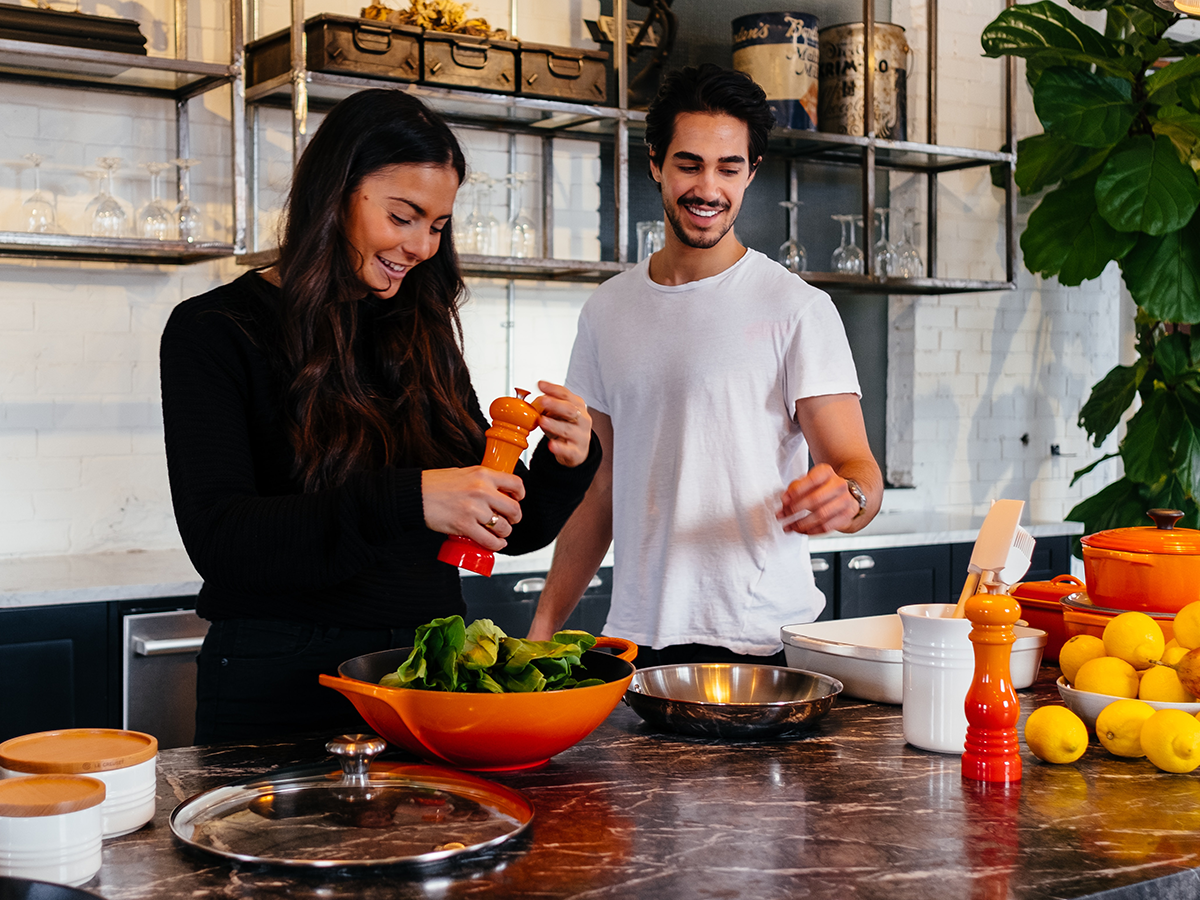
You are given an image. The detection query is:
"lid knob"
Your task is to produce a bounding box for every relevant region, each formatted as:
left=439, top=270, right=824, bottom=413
left=1147, top=509, right=1185, bottom=530
left=326, top=733, right=386, bottom=786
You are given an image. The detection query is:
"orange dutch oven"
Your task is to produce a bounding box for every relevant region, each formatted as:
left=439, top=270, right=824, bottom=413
left=1080, top=509, right=1200, bottom=613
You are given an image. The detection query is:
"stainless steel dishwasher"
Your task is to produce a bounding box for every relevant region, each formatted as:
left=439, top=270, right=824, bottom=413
left=122, top=609, right=209, bottom=750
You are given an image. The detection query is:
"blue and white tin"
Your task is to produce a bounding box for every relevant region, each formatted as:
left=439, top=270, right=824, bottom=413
left=731, top=12, right=820, bottom=132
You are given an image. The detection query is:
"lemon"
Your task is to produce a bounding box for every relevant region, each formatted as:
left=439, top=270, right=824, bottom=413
left=1139, top=664, right=1197, bottom=703
left=1096, top=698, right=1156, bottom=757
left=1166, top=638, right=1182, bottom=653
left=1074, top=656, right=1140, bottom=698
left=1141, top=709, right=1200, bottom=773
left=1024, top=705, right=1088, bottom=764
left=1174, top=601, right=1200, bottom=650
left=1059, top=634, right=1107, bottom=685
left=1102, top=611, right=1166, bottom=669
left=1164, top=646, right=1190, bottom=666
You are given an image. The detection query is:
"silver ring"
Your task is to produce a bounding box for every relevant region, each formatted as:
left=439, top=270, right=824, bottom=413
left=486, top=514, right=499, bottom=528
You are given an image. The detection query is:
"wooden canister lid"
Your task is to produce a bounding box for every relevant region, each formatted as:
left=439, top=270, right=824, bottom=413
left=0, top=774, right=105, bottom=817
left=0, top=729, right=158, bottom=775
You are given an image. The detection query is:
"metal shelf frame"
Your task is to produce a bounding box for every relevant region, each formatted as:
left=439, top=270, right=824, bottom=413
left=0, top=0, right=247, bottom=265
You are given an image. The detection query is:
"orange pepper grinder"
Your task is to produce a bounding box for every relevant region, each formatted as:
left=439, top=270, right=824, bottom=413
left=962, top=580, right=1023, bottom=783
left=436, top=389, right=540, bottom=577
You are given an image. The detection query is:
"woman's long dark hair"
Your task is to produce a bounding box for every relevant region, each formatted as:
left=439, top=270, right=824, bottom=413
left=274, top=89, right=481, bottom=491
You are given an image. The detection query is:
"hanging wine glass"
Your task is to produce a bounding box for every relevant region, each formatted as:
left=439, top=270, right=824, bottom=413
left=466, top=173, right=500, bottom=256
left=90, top=156, right=127, bottom=238
left=172, top=158, right=202, bottom=243
left=777, top=200, right=807, bottom=273
left=453, top=177, right=476, bottom=253
left=894, top=210, right=924, bottom=278
left=847, top=215, right=866, bottom=275
left=506, top=172, right=537, bottom=259
left=830, top=214, right=850, bottom=272
left=873, top=208, right=899, bottom=280
left=21, top=153, right=60, bottom=234
left=138, top=162, right=172, bottom=241
left=481, top=175, right=501, bottom=256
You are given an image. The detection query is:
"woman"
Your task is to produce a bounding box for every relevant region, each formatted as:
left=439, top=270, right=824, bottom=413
left=160, top=89, right=599, bottom=744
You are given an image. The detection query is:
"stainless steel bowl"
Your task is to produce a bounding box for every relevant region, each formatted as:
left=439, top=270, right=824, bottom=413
left=624, top=663, right=842, bottom=738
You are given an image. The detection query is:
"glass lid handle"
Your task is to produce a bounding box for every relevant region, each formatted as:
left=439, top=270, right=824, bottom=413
left=1147, top=509, right=1184, bottom=530
left=326, top=733, right=387, bottom=786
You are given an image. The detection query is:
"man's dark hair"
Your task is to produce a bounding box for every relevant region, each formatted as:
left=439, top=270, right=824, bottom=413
left=644, top=63, right=775, bottom=171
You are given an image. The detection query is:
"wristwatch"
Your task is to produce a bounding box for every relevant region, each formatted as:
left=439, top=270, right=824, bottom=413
left=845, top=478, right=868, bottom=519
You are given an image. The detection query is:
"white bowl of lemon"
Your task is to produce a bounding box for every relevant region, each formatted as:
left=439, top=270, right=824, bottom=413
left=1037, top=602, right=1200, bottom=773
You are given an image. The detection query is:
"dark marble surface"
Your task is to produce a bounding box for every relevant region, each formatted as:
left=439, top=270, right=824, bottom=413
left=86, top=670, right=1200, bottom=900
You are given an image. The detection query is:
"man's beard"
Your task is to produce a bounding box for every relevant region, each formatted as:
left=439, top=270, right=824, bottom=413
left=663, top=197, right=735, bottom=250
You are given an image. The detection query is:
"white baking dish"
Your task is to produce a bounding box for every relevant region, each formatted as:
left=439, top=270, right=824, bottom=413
left=780, top=614, right=1047, bottom=704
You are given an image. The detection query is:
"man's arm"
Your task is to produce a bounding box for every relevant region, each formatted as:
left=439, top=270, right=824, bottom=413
left=527, top=411, right=615, bottom=640
left=782, top=393, right=883, bottom=535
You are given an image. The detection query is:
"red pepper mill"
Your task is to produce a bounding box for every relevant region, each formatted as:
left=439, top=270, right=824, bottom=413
left=436, top=389, right=540, bottom=577
left=962, top=580, right=1023, bottom=783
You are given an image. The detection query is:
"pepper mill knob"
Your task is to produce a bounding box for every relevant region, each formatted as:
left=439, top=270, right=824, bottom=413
left=961, top=580, right=1023, bottom=783
left=437, top=391, right=540, bottom=577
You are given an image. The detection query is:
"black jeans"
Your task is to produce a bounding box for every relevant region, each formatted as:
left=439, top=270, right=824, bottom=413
left=194, top=618, right=416, bottom=745
left=634, top=643, right=788, bottom=669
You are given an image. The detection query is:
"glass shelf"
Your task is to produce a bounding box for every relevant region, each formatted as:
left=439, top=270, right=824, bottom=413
left=0, top=38, right=237, bottom=99
left=246, top=71, right=641, bottom=136
left=803, top=272, right=1016, bottom=294
left=0, top=233, right=236, bottom=265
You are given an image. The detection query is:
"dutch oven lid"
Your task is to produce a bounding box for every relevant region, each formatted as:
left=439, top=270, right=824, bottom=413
left=169, top=734, right=533, bottom=868
left=0, top=729, right=157, bottom=775
left=1080, top=509, right=1200, bottom=555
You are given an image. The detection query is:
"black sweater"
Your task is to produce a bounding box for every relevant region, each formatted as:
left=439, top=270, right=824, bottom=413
left=160, top=272, right=600, bottom=628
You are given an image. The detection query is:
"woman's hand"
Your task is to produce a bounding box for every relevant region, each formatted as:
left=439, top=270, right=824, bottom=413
left=531, top=380, right=593, bottom=468
left=422, top=467, right=525, bottom=551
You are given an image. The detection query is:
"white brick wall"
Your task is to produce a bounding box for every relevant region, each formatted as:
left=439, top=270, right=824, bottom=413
left=0, top=0, right=1134, bottom=560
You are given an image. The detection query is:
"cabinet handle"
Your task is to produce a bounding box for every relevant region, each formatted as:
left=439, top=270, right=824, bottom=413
left=848, top=555, right=876, bottom=570
left=133, top=636, right=205, bottom=657
left=512, top=575, right=602, bottom=594
left=811, top=557, right=830, bottom=573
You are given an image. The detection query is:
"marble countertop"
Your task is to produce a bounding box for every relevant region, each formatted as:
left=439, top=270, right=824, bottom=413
left=0, top=514, right=1082, bottom=610
left=84, top=671, right=1200, bottom=900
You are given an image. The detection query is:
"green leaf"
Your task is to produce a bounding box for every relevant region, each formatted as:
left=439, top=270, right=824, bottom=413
left=461, top=618, right=505, bottom=670
left=982, top=2, right=1119, bottom=60
left=497, top=664, right=546, bottom=693
left=1077, top=359, right=1148, bottom=445
left=1014, top=133, right=1091, bottom=194
left=1065, top=476, right=1150, bottom=557
left=1121, top=213, right=1200, bottom=322
left=1175, top=416, right=1200, bottom=501
left=1034, top=67, right=1138, bottom=147
left=1096, top=135, right=1200, bottom=235
left=1021, top=173, right=1138, bottom=283
left=1122, top=390, right=1184, bottom=485
left=552, top=630, right=598, bottom=653
left=1156, top=332, right=1193, bottom=384
left=1152, top=107, right=1200, bottom=168
left=1069, top=452, right=1120, bottom=486
left=1146, top=56, right=1200, bottom=101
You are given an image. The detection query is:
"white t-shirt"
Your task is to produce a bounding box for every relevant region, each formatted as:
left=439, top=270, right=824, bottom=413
left=566, top=248, right=862, bottom=655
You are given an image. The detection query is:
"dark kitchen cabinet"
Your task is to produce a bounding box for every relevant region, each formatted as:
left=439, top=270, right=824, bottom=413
left=812, top=552, right=836, bottom=621
left=836, top=544, right=953, bottom=619
left=0, top=602, right=110, bottom=742
left=462, top=568, right=613, bottom=638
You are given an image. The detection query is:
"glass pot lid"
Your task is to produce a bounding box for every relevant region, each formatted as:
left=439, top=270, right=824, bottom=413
left=169, top=734, right=533, bottom=868
left=1081, top=509, right=1200, bottom=555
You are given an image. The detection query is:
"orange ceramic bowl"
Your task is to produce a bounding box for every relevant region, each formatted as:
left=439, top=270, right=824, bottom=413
left=1059, top=595, right=1176, bottom=644
left=319, top=636, right=637, bottom=771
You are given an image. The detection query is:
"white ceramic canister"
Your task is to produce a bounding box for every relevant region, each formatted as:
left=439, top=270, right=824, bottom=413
left=899, top=603, right=975, bottom=754
left=0, top=774, right=104, bottom=886
left=0, top=729, right=157, bottom=838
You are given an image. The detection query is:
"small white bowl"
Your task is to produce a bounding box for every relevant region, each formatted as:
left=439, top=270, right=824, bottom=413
left=1056, top=676, right=1200, bottom=731
left=781, top=614, right=1047, bottom=704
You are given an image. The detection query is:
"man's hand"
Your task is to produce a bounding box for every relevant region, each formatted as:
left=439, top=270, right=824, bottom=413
left=779, top=464, right=861, bottom=535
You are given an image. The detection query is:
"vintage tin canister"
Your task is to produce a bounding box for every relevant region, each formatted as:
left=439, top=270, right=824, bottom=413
left=732, top=12, right=820, bottom=132
left=818, top=22, right=909, bottom=139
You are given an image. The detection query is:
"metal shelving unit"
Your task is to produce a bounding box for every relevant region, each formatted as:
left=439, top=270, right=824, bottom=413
left=0, top=1, right=246, bottom=264
left=239, top=0, right=1014, bottom=293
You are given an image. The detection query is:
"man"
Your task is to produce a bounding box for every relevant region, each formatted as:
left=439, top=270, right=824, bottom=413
left=528, top=64, right=882, bottom=666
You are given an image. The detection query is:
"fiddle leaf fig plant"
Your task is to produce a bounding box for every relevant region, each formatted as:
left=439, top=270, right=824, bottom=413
left=981, top=0, right=1200, bottom=544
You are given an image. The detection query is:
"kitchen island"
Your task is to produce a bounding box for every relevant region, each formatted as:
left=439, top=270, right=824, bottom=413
left=83, top=671, right=1200, bottom=900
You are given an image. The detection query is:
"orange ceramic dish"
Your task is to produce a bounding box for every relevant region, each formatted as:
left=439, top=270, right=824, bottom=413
left=1059, top=594, right=1176, bottom=644
left=1080, top=509, right=1200, bottom=613
left=1009, top=574, right=1085, bottom=662
left=319, top=636, right=637, bottom=771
